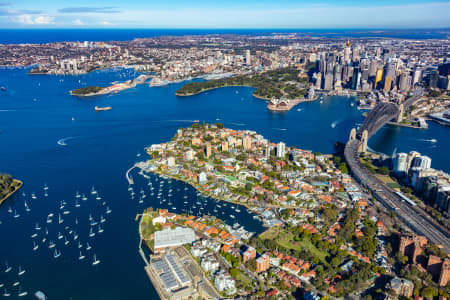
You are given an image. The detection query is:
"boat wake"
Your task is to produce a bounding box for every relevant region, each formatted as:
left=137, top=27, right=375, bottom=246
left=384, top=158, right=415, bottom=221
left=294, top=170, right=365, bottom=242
left=272, top=128, right=287, bottom=131
left=331, top=119, right=342, bottom=128
left=418, top=138, right=437, bottom=143
left=0, top=109, right=17, bottom=112
left=229, top=122, right=245, bottom=126
left=57, top=136, right=79, bottom=146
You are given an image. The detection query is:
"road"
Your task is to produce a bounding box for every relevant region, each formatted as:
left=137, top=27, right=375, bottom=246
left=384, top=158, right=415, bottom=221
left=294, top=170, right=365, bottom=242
left=345, top=139, right=450, bottom=253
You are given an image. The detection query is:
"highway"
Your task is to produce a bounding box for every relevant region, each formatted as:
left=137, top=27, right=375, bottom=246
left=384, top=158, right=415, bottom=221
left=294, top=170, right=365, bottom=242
left=345, top=139, right=450, bottom=252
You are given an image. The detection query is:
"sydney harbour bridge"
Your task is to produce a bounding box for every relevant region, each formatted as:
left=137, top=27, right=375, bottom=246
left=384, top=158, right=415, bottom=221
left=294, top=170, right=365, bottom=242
left=344, top=97, right=450, bottom=252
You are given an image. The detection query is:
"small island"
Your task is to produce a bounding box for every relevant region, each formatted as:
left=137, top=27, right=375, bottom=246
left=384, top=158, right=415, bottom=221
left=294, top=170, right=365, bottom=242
left=0, top=173, right=23, bottom=205
left=175, top=67, right=309, bottom=100
left=70, top=86, right=105, bottom=96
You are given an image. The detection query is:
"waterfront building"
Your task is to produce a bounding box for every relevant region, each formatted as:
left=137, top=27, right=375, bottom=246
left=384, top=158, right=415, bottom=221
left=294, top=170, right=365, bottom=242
left=184, top=149, right=195, bottom=161
left=154, top=227, right=196, bottom=252
left=324, top=72, right=333, bottom=90
left=412, top=155, right=432, bottom=171
left=243, top=246, right=256, bottom=262
left=151, top=252, right=192, bottom=293
left=277, top=142, right=286, bottom=158
left=393, top=152, right=408, bottom=174
left=167, top=157, right=176, bottom=168
left=198, top=172, right=207, bottom=185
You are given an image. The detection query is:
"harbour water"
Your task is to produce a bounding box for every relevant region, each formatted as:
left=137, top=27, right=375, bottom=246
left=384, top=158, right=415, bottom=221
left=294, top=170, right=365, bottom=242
left=0, top=67, right=448, bottom=299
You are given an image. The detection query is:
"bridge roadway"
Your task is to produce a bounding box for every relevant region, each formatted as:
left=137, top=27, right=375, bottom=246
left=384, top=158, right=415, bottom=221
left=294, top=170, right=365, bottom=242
left=345, top=139, right=450, bottom=252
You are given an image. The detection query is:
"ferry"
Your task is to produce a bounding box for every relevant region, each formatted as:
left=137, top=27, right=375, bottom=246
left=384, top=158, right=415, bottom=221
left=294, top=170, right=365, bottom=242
left=95, top=106, right=112, bottom=111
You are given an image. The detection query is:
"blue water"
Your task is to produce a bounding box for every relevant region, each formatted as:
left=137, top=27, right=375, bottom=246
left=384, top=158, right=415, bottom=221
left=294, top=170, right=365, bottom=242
left=0, top=67, right=448, bottom=299
left=0, top=28, right=447, bottom=44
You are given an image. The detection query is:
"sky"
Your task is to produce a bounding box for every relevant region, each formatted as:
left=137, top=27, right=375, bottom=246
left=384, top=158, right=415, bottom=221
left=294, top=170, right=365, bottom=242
left=0, top=0, right=449, bottom=29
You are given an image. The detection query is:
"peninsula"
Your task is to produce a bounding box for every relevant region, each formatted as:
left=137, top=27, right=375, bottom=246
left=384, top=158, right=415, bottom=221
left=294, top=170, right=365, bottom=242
left=175, top=68, right=309, bottom=100
left=0, top=173, right=22, bottom=205
left=134, top=124, right=449, bottom=299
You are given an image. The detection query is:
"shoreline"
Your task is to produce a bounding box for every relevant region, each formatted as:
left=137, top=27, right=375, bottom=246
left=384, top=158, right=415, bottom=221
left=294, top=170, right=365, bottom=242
left=175, top=84, right=254, bottom=97
left=0, top=179, right=23, bottom=206
left=138, top=166, right=253, bottom=212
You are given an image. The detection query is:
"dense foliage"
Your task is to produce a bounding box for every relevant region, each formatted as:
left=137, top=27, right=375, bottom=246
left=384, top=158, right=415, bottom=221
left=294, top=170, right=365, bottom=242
left=71, top=86, right=103, bottom=95
left=176, top=68, right=308, bottom=99
left=0, top=173, right=20, bottom=201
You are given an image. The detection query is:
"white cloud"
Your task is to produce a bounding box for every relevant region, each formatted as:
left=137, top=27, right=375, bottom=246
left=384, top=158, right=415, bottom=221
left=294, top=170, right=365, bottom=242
left=34, top=15, right=54, bottom=24
left=100, top=20, right=113, bottom=26
left=10, top=14, right=54, bottom=25
left=72, top=18, right=84, bottom=25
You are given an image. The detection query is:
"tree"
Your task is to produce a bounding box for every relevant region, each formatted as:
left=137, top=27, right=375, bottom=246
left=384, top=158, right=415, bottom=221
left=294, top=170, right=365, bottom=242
left=229, top=268, right=240, bottom=278
left=378, top=166, right=389, bottom=175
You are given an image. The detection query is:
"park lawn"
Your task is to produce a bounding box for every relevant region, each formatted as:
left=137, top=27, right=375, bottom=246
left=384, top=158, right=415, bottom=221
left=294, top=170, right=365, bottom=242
left=235, top=271, right=252, bottom=286
left=260, top=227, right=327, bottom=262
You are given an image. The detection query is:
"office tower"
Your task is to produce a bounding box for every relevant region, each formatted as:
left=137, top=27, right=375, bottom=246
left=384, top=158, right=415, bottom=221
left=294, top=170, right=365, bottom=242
left=429, top=70, right=439, bottom=88
left=384, top=75, right=393, bottom=91
left=315, top=72, right=322, bottom=89
left=277, top=142, right=286, bottom=158
left=245, top=50, right=251, bottom=65
left=375, top=68, right=383, bottom=88
left=413, top=68, right=422, bottom=85
left=369, top=60, right=378, bottom=77
left=399, top=72, right=412, bottom=92
left=243, top=136, right=251, bottom=150
left=324, top=73, right=333, bottom=90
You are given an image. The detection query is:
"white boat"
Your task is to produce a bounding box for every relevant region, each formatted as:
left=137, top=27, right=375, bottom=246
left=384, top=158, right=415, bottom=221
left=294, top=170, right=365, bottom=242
left=13, top=282, right=19, bottom=287
left=106, top=207, right=112, bottom=214
left=44, top=192, right=48, bottom=197
left=75, top=200, right=80, bottom=208
left=91, top=187, right=97, bottom=194
left=79, top=251, right=85, bottom=260
left=3, top=288, right=10, bottom=297
left=82, top=194, right=87, bottom=201
left=18, top=266, right=25, bottom=276
left=31, top=233, right=38, bottom=238
left=7, top=206, right=12, bottom=213
left=31, top=193, right=36, bottom=199
left=98, top=225, right=104, bottom=233
left=4, top=261, right=12, bottom=273
left=33, top=241, right=39, bottom=251
left=230, top=215, right=235, bottom=219
left=100, top=215, right=106, bottom=223
left=35, top=222, right=41, bottom=230
left=63, top=210, right=70, bottom=215
left=74, top=232, right=79, bottom=240
left=86, top=243, right=92, bottom=250
left=13, top=210, right=20, bottom=218
left=64, top=237, right=69, bottom=245
left=53, top=249, right=61, bottom=258
left=44, top=184, right=48, bottom=190
left=89, top=228, right=95, bottom=237
left=92, top=254, right=100, bottom=266
left=58, top=214, right=63, bottom=224
left=48, top=241, right=55, bottom=249
left=75, top=191, right=81, bottom=198
left=18, top=286, right=27, bottom=297
left=96, top=195, right=101, bottom=200
left=58, top=232, right=63, bottom=240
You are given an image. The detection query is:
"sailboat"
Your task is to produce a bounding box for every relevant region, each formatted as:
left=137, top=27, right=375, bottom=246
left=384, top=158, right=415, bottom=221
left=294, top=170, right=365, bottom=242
left=33, top=241, right=39, bottom=251
left=4, top=261, right=12, bottom=273
left=13, top=210, right=20, bottom=218
left=31, top=193, right=36, bottom=199
left=91, top=187, right=97, bottom=194
left=79, top=251, right=85, bottom=260
left=86, top=242, right=92, bottom=250
left=18, top=266, right=25, bottom=276
left=7, top=206, right=12, bottom=213
left=75, top=191, right=81, bottom=198
left=35, top=222, right=41, bottom=230
left=73, top=231, right=79, bottom=240
left=44, top=183, right=48, bottom=190
left=92, top=254, right=100, bottom=266
left=58, top=214, right=63, bottom=224
left=75, top=200, right=80, bottom=208
left=89, top=228, right=95, bottom=237
left=3, top=288, right=10, bottom=297
left=106, top=206, right=112, bottom=214
left=18, top=286, right=27, bottom=297
left=82, top=194, right=87, bottom=201
left=64, top=237, right=69, bottom=246
left=100, top=215, right=106, bottom=223
left=48, top=241, right=55, bottom=249
left=53, top=249, right=61, bottom=258
left=98, top=225, right=104, bottom=233
left=57, top=232, right=63, bottom=240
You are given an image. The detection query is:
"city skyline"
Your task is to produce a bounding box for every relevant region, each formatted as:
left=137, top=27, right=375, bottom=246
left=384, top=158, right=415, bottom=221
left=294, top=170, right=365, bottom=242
left=0, top=0, right=450, bottom=29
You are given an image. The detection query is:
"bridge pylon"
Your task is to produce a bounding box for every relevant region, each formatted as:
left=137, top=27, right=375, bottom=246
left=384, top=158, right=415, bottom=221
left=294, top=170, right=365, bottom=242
left=349, top=128, right=356, bottom=142
left=358, top=130, right=368, bottom=153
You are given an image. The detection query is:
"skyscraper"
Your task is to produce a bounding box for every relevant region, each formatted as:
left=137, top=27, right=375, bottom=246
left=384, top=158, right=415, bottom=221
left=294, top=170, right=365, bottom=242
left=324, top=73, right=333, bottom=90
left=245, top=50, right=251, bottom=65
